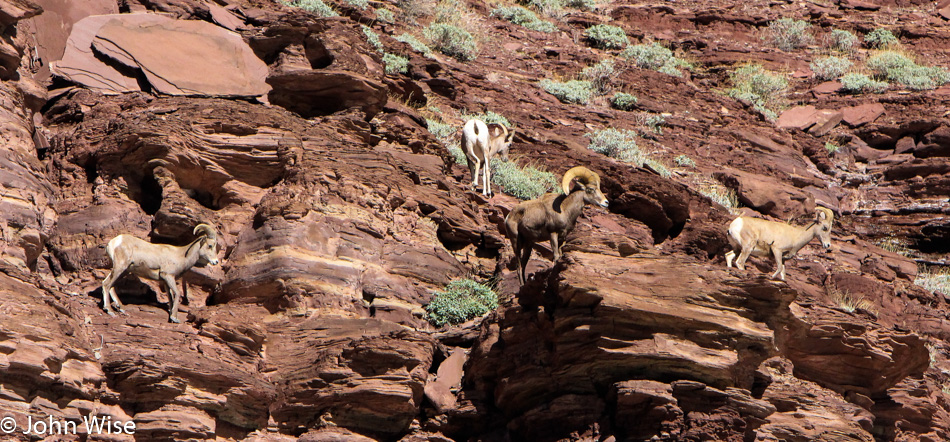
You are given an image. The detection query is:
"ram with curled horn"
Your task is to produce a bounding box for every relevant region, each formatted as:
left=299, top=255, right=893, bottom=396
left=101, top=223, right=220, bottom=323
left=504, top=166, right=609, bottom=285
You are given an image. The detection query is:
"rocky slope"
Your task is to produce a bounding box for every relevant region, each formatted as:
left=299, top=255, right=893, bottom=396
left=0, top=0, right=949, bottom=440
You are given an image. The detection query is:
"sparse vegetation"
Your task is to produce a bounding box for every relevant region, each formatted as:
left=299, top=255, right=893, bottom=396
left=810, top=56, right=852, bottom=81
left=611, top=92, right=638, bottom=110
left=645, top=158, right=671, bottom=177
left=764, top=18, right=814, bottom=51
left=727, top=64, right=788, bottom=120
left=426, top=278, right=498, bottom=326
left=540, top=79, right=595, bottom=104
left=697, top=182, right=738, bottom=209
left=584, top=24, right=629, bottom=49
left=376, top=8, right=395, bottom=22
left=644, top=114, right=666, bottom=134
left=383, top=53, right=409, bottom=74
left=424, top=23, right=479, bottom=61
left=586, top=128, right=642, bottom=163
left=840, top=73, right=888, bottom=94
left=875, top=237, right=913, bottom=256
left=829, top=288, right=875, bottom=314
left=828, top=29, right=858, bottom=52
left=581, top=59, right=618, bottom=95
left=915, top=266, right=950, bottom=295
left=395, top=33, right=433, bottom=57
left=674, top=154, right=695, bottom=168
left=621, top=42, right=691, bottom=77
left=492, top=6, right=557, bottom=32
left=865, top=50, right=950, bottom=91
left=344, top=0, right=368, bottom=9
left=362, top=25, right=384, bottom=51
left=427, top=118, right=456, bottom=141
left=287, top=0, right=338, bottom=17
left=865, top=28, right=898, bottom=49
left=824, top=142, right=840, bottom=154
left=490, top=159, right=560, bottom=200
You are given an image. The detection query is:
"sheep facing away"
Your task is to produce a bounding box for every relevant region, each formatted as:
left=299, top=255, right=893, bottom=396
left=724, top=207, right=834, bottom=281
left=461, top=118, right=514, bottom=197
left=505, top=166, right=609, bottom=286
left=101, top=223, right=219, bottom=323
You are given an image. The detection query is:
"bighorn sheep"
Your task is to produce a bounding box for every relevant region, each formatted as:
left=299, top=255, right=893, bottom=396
left=505, top=166, right=609, bottom=285
left=724, top=207, right=834, bottom=281
left=101, top=224, right=219, bottom=323
left=461, top=119, right=515, bottom=197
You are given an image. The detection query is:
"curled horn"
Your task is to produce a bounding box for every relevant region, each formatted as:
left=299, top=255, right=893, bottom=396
left=561, top=166, right=601, bottom=194
left=193, top=223, right=217, bottom=241
left=815, top=206, right=835, bottom=222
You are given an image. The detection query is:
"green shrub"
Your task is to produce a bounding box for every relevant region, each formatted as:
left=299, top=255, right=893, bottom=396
left=567, top=0, right=597, bottom=10
left=621, top=43, right=690, bottom=76
left=645, top=114, right=666, bottom=134
left=586, top=128, right=642, bottom=163
left=362, top=25, right=384, bottom=52
left=376, top=8, right=395, bottom=22
left=426, top=278, right=498, bottom=326
left=810, top=56, right=852, bottom=81
left=611, top=92, right=638, bottom=110
left=424, top=23, right=478, bottom=61
left=584, top=24, right=629, bottom=49
left=865, top=51, right=950, bottom=90
left=865, top=28, right=898, bottom=49
left=824, top=142, right=839, bottom=154
left=581, top=59, right=617, bottom=94
left=764, top=18, right=813, bottom=51
left=540, top=79, right=595, bottom=104
left=727, top=64, right=788, bottom=120
left=491, top=6, right=557, bottom=32
left=674, top=154, right=695, bottom=168
left=840, top=73, right=888, bottom=94
left=395, top=33, right=433, bottom=57
left=461, top=110, right=511, bottom=127
left=383, top=53, right=409, bottom=74
left=427, top=118, right=456, bottom=141
left=490, top=159, right=560, bottom=200
left=644, top=158, right=671, bottom=178
left=344, top=0, right=368, bottom=9
left=527, top=0, right=565, bottom=17
left=828, top=29, right=858, bottom=52
left=697, top=183, right=738, bottom=209
left=288, top=0, right=338, bottom=17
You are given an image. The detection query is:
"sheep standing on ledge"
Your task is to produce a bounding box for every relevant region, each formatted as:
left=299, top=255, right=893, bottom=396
left=725, top=207, right=834, bottom=281
left=101, top=223, right=220, bottom=323
left=461, top=118, right=514, bottom=197
left=505, top=166, right=609, bottom=286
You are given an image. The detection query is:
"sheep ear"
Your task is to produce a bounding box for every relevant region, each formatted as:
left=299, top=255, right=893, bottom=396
left=816, top=209, right=827, bottom=220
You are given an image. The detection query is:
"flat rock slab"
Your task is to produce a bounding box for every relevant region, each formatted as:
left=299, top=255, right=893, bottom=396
left=807, top=109, right=843, bottom=137
left=813, top=81, right=841, bottom=95
left=776, top=105, right=817, bottom=130
left=53, top=13, right=269, bottom=97
left=841, top=102, right=885, bottom=127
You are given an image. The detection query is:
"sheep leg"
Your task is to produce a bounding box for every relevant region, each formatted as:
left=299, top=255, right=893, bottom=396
left=482, top=160, right=492, bottom=197
left=160, top=272, right=182, bottom=324
left=471, top=160, right=481, bottom=192
left=770, top=246, right=786, bottom=281
left=101, top=264, right=129, bottom=316
left=725, top=250, right=736, bottom=267
left=516, top=238, right=532, bottom=286
left=735, top=240, right=754, bottom=271
left=550, top=232, right=561, bottom=261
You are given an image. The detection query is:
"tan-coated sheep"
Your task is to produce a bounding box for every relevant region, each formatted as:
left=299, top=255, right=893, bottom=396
left=724, top=207, right=834, bottom=281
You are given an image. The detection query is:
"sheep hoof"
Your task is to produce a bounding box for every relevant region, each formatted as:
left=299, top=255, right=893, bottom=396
left=169, top=315, right=181, bottom=324
left=105, top=310, right=116, bottom=317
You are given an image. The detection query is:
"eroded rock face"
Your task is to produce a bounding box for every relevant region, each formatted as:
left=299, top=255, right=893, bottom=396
left=2, top=0, right=950, bottom=440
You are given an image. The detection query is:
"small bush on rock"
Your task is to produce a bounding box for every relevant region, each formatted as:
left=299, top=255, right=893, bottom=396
left=584, top=24, right=629, bottom=49
left=611, top=92, right=638, bottom=110
left=621, top=42, right=690, bottom=77
left=424, top=23, right=478, bottom=61
left=810, top=56, right=852, bottom=81
left=426, top=279, right=498, bottom=326
left=383, top=53, right=409, bottom=74
left=288, top=0, right=338, bottom=17
left=727, top=64, right=788, bottom=120
left=828, top=29, right=858, bottom=52
left=492, top=6, right=557, bottom=32
left=540, top=79, right=595, bottom=104
left=764, top=18, right=813, bottom=51
left=840, top=73, right=888, bottom=94
left=490, top=159, right=560, bottom=200
left=865, top=28, right=898, bottom=49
